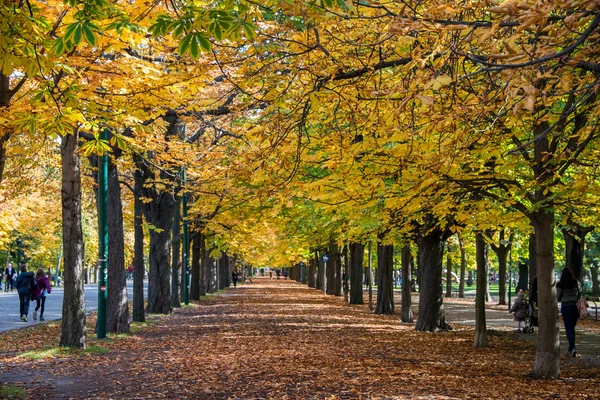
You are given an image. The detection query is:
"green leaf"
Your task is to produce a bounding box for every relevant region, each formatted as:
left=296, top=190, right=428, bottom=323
left=83, top=23, right=97, bottom=46
left=197, top=33, right=211, bottom=52
left=51, top=38, right=66, bottom=56
left=189, top=35, right=200, bottom=59
left=63, top=23, right=79, bottom=42
left=243, top=22, right=255, bottom=41
left=178, top=33, right=193, bottom=56
left=73, top=24, right=83, bottom=45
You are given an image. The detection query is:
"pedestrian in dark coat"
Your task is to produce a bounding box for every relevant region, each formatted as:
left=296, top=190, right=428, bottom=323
left=16, top=264, right=35, bottom=322
left=509, top=289, right=528, bottom=332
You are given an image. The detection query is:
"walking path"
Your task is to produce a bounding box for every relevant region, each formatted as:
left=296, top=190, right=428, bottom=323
left=0, top=278, right=598, bottom=399
left=0, top=281, right=147, bottom=333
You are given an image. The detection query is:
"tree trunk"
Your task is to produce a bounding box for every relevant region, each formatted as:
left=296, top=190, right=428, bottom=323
left=375, top=243, right=394, bottom=315
left=490, top=229, right=510, bottom=306
left=106, top=158, right=129, bottom=333
left=445, top=243, right=452, bottom=298
left=474, top=233, right=488, bottom=348
left=199, top=232, right=206, bottom=296
left=147, top=222, right=173, bottom=315
left=563, top=226, right=590, bottom=284
left=329, top=240, right=342, bottom=296
left=517, top=260, right=528, bottom=292
left=326, top=244, right=336, bottom=295
left=458, top=236, right=466, bottom=298
left=467, top=270, right=474, bottom=287
left=308, top=256, right=316, bottom=288
left=349, top=243, right=364, bottom=305
left=171, top=195, right=182, bottom=308
left=530, top=211, right=560, bottom=378
left=132, top=169, right=145, bottom=323
left=589, top=266, right=599, bottom=295
left=60, top=132, right=87, bottom=348
left=343, top=245, right=349, bottom=302
left=529, top=130, right=560, bottom=379
left=415, top=227, right=448, bottom=332
left=528, top=233, right=536, bottom=295
left=219, top=253, right=229, bottom=290
left=368, top=242, right=373, bottom=310
left=190, top=232, right=201, bottom=300
left=315, top=249, right=324, bottom=292
left=205, top=243, right=217, bottom=293
left=401, top=244, right=413, bottom=323
left=0, top=73, right=12, bottom=184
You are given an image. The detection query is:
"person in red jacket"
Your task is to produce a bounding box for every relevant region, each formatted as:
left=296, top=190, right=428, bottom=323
left=31, top=268, right=52, bottom=321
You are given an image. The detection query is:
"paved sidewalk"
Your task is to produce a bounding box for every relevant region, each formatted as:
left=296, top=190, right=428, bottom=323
left=0, top=281, right=146, bottom=333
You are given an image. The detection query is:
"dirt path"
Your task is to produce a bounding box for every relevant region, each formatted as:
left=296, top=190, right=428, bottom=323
left=1, top=278, right=599, bottom=399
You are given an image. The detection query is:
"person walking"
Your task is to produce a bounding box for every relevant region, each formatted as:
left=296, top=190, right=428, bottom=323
left=5, top=263, right=16, bottom=292
left=557, top=267, right=581, bottom=357
left=509, top=289, right=529, bottom=332
left=231, top=270, right=239, bottom=288
left=31, top=268, right=52, bottom=321
left=15, top=264, right=35, bottom=322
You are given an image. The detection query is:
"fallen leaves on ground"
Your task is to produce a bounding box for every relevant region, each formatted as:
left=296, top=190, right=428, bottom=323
left=1, top=278, right=599, bottom=399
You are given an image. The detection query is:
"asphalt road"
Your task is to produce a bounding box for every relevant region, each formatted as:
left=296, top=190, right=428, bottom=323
left=0, top=281, right=147, bottom=333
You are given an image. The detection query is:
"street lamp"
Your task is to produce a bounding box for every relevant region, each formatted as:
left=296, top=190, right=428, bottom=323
left=16, top=238, right=22, bottom=268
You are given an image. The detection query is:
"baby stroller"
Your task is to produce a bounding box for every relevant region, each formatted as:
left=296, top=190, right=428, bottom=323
left=524, top=297, right=538, bottom=333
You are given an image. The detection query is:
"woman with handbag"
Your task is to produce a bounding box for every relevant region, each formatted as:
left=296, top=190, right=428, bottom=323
left=556, top=267, right=581, bottom=357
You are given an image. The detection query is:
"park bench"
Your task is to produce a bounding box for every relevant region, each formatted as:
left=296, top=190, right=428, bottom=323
left=586, top=296, right=599, bottom=320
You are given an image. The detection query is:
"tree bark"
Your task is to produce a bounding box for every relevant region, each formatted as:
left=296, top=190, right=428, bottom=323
left=329, top=240, right=342, bottom=296
left=563, top=226, right=591, bottom=284
left=132, top=168, right=145, bottom=323
left=326, top=243, right=336, bottom=295
left=205, top=243, right=217, bottom=293
left=590, top=266, right=599, bottom=296
left=171, top=195, right=182, bottom=308
left=528, top=233, right=537, bottom=295
left=445, top=243, right=452, bottom=298
left=106, top=157, right=129, bottom=333
left=190, top=232, right=201, bottom=300
left=343, top=245, right=349, bottom=302
left=349, top=243, right=364, bottom=304
left=458, top=235, right=466, bottom=298
left=308, top=255, right=316, bottom=288
left=415, top=225, right=449, bottom=332
left=199, top=232, right=206, bottom=296
left=490, top=230, right=510, bottom=305
left=517, top=260, right=528, bottom=292
left=474, top=233, right=488, bottom=348
left=147, top=221, right=173, bottom=315
left=60, top=132, right=87, bottom=348
left=219, top=253, right=229, bottom=290
left=530, top=210, right=560, bottom=378
left=401, top=244, right=413, bottom=323
left=375, top=243, right=394, bottom=315
left=529, top=130, right=560, bottom=379
left=315, top=249, right=324, bottom=292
